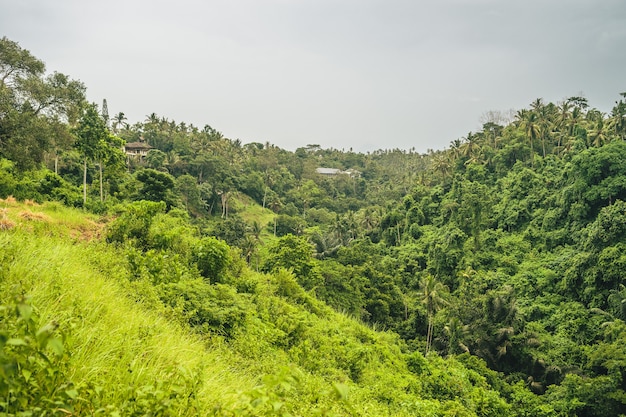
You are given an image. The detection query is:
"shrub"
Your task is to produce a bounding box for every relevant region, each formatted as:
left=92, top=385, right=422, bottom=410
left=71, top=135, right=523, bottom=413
left=0, top=295, right=80, bottom=415
left=192, top=236, right=232, bottom=283
left=160, top=279, right=250, bottom=338
left=106, top=201, right=166, bottom=249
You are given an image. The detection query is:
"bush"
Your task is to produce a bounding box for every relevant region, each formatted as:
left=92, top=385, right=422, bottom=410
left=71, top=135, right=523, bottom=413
left=106, top=201, right=166, bottom=249
left=0, top=295, right=80, bottom=415
left=192, top=236, right=232, bottom=283
left=160, top=279, right=250, bottom=338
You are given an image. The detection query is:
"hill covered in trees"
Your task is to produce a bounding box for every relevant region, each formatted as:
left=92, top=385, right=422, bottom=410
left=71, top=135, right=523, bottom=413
left=2, top=36, right=626, bottom=416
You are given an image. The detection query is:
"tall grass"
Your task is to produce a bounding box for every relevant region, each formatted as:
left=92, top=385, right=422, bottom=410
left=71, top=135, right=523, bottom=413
left=0, top=230, right=257, bottom=413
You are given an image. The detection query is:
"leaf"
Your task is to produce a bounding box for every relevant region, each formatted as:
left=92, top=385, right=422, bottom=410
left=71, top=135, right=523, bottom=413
left=48, top=337, right=64, bottom=356
left=17, top=303, right=33, bottom=321
left=22, top=369, right=32, bottom=382
left=36, top=322, right=57, bottom=338
left=332, top=383, right=349, bottom=401
left=65, top=389, right=78, bottom=399
left=6, top=338, right=27, bottom=346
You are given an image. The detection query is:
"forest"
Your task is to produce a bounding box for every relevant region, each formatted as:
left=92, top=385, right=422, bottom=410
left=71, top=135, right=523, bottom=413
left=2, top=35, right=626, bottom=416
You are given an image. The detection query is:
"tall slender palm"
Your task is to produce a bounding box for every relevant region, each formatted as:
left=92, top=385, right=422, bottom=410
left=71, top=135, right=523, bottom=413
left=419, top=274, right=448, bottom=355
left=111, top=112, right=128, bottom=133
left=461, top=131, right=481, bottom=159
left=536, top=102, right=556, bottom=157
left=431, top=152, right=452, bottom=181
left=443, top=317, right=469, bottom=356
left=610, top=93, right=626, bottom=140
left=589, top=116, right=609, bottom=147
left=516, top=109, right=540, bottom=167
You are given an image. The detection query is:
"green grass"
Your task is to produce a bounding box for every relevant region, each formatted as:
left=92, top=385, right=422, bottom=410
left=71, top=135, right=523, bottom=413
left=231, top=193, right=276, bottom=235
left=0, top=229, right=258, bottom=412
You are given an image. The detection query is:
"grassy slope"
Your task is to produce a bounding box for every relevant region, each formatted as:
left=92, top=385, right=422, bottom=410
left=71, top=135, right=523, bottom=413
left=1, top=200, right=256, bottom=410
left=0, top=198, right=511, bottom=416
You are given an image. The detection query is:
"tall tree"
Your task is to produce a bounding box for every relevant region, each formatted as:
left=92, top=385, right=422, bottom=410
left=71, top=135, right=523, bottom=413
left=0, top=37, right=85, bottom=170
left=610, top=93, right=626, bottom=141
left=516, top=108, right=540, bottom=167
left=74, top=103, right=108, bottom=205
left=96, top=132, right=126, bottom=201
left=419, top=274, right=448, bottom=355
left=111, top=112, right=128, bottom=133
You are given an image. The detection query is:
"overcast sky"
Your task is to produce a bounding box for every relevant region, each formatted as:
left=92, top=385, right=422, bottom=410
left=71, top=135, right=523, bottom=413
left=1, top=0, right=625, bottom=153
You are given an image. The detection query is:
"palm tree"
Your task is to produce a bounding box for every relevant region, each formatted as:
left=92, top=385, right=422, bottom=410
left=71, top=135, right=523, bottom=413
left=460, top=131, right=483, bottom=163
left=419, top=274, right=448, bottom=355
left=607, top=284, right=626, bottom=320
left=443, top=317, right=469, bottom=356
left=239, top=235, right=256, bottom=265
left=609, top=93, right=626, bottom=140
left=431, top=152, right=452, bottom=182
left=249, top=220, right=263, bottom=271
left=535, top=101, right=557, bottom=157
left=589, top=116, right=609, bottom=148
left=516, top=109, right=540, bottom=167
left=111, top=112, right=128, bottom=133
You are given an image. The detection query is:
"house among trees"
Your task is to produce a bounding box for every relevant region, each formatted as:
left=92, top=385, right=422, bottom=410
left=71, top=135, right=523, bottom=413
left=315, top=167, right=361, bottom=178
left=124, top=141, right=153, bottom=158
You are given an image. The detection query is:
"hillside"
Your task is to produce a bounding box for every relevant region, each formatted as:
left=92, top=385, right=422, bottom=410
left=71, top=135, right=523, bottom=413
left=0, top=198, right=516, bottom=416
left=3, top=35, right=626, bottom=416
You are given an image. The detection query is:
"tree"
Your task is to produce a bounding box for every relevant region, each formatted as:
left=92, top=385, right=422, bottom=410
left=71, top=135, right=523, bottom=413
left=192, top=236, right=231, bottom=283
left=0, top=36, right=45, bottom=86
left=419, top=274, right=448, bottom=355
left=111, top=111, right=128, bottom=133
left=96, top=132, right=125, bottom=202
left=74, top=103, right=108, bottom=205
left=145, top=149, right=168, bottom=170
left=176, top=174, right=203, bottom=214
left=261, top=234, right=321, bottom=291
left=443, top=317, right=469, bottom=356
left=0, top=37, right=85, bottom=170
left=516, top=108, right=540, bottom=167
left=134, top=168, right=177, bottom=209
left=610, top=92, right=626, bottom=140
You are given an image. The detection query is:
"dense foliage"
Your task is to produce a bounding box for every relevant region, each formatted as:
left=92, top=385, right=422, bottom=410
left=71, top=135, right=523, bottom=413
left=3, top=36, right=626, bottom=415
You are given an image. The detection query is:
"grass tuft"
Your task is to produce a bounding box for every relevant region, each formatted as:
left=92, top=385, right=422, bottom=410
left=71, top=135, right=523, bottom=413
left=19, top=210, right=49, bottom=221
left=1, top=195, right=17, bottom=205
left=0, top=218, right=15, bottom=230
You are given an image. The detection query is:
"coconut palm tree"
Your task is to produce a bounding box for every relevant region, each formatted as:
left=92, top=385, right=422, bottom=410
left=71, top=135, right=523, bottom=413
left=111, top=112, right=128, bottom=133
left=516, top=109, right=540, bottom=167
left=589, top=116, right=609, bottom=148
left=609, top=93, right=626, bottom=140
left=419, top=274, right=448, bottom=355
left=443, top=317, right=469, bottom=356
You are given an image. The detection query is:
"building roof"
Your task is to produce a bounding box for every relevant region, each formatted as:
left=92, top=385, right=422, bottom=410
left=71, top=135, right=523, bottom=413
left=125, top=142, right=153, bottom=150
left=315, top=168, right=342, bottom=175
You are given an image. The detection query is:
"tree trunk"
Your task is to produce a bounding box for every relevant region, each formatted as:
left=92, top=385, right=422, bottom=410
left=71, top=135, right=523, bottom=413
left=99, top=160, right=103, bottom=202
left=263, top=186, right=267, bottom=209
left=83, top=158, right=87, bottom=206
left=425, top=316, right=433, bottom=356
left=220, top=192, right=229, bottom=218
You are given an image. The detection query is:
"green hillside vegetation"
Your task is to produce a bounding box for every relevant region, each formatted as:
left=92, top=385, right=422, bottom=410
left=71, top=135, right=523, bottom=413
left=1, top=199, right=510, bottom=416
left=3, top=36, right=626, bottom=415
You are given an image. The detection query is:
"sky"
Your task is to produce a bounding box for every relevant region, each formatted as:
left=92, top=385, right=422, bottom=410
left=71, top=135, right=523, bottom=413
left=1, top=0, right=625, bottom=153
